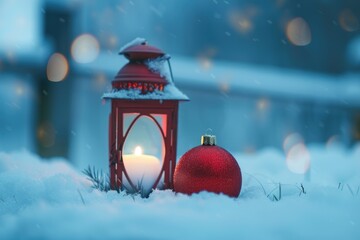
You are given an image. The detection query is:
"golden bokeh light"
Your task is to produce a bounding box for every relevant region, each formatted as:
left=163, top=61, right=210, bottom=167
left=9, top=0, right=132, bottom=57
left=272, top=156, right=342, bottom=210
left=228, top=7, right=258, bottom=35
left=198, top=57, right=212, bottom=70
left=96, top=73, right=107, bottom=85
left=108, top=36, right=118, bottom=47
left=238, top=19, right=252, bottom=32
left=46, top=53, right=69, bottom=82
left=37, top=122, right=56, bottom=148
left=286, top=17, right=312, bottom=46
left=71, top=34, right=100, bottom=63
left=339, top=9, right=359, bottom=32
left=93, top=73, right=107, bottom=91
left=229, top=11, right=253, bottom=34
left=218, top=75, right=233, bottom=93
left=219, top=81, right=230, bottom=93
left=257, top=98, right=269, bottom=111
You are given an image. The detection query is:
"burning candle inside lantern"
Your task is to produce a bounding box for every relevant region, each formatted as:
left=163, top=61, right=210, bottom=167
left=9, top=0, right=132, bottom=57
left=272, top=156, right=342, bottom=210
left=122, top=146, right=161, bottom=191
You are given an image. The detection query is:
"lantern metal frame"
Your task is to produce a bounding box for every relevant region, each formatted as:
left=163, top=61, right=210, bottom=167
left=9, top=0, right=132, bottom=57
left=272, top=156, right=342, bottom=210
left=108, top=100, right=179, bottom=190
left=103, top=41, right=188, bottom=191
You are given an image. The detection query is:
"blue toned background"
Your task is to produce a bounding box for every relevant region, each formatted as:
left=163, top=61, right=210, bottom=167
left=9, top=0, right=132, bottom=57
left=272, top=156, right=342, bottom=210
left=0, top=0, right=360, bottom=171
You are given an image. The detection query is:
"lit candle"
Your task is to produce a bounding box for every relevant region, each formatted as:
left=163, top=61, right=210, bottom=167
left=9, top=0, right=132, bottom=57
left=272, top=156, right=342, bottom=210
left=123, top=146, right=161, bottom=191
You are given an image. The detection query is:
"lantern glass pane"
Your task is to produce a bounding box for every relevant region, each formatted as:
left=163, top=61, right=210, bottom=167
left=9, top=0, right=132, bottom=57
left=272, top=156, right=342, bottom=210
left=122, top=115, right=165, bottom=191
left=151, top=114, right=167, bottom=137
left=123, top=113, right=140, bottom=136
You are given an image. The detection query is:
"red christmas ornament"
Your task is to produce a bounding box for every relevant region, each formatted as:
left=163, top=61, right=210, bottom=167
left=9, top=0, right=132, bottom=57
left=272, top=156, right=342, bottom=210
left=174, top=134, right=242, bottom=198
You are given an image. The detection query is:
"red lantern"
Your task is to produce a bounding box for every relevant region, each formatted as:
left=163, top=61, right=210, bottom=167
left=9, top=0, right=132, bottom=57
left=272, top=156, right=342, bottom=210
left=103, top=40, right=188, bottom=193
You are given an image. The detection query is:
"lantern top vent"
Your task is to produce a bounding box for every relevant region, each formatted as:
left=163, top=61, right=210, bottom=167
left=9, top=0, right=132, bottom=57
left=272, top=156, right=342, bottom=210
left=120, top=41, right=165, bottom=61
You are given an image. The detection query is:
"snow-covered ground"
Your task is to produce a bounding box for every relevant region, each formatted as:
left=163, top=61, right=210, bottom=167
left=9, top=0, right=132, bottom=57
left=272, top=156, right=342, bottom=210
left=0, top=144, right=359, bottom=239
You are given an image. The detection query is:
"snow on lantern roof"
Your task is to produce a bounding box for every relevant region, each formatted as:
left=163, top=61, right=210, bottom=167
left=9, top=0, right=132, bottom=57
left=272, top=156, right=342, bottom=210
left=118, top=37, right=147, bottom=53
left=102, top=83, right=189, bottom=101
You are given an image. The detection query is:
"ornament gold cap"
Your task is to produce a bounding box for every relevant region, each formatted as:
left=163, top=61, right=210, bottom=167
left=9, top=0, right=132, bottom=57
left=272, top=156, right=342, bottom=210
left=201, top=134, right=216, bottom=146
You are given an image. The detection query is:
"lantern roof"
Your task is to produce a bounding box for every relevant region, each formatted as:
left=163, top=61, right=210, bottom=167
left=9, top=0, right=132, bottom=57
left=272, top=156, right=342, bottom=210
left=120, top=42, right=165, bottom=61
left=103, top=38, right=189, bottom=101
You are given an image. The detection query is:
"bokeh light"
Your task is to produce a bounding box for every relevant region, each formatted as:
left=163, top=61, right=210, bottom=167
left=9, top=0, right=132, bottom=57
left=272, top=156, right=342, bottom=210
left=198, top=57, right=212, bottom=70
left=326, top=135, right=340, bottom=148
left=229, top=10, right=253, bottom=34
left=257, top=98, right=269, bottom=111
left=286, top=143, right=311, bottom=174
left=37, top=122, right=56, bottom=148
left=283, top=132, right=303, bottom=153
left=71, top=34, right=100, bottom=63
left=286, top=17, right=312, bottom=46
left=15, top=84, right=24, bottom=95
left=93, top=73, right=107, bottom=91
left=6, top=51, right=15, bottom=63
left=107, top=35, right=118, bottom=48
left=218, top=74, right=233, bottom=93
left=197, top=48, right=217, bottom=71
left=339, top=9, right=359, bottom=32
left=46, top=53, right=69, bottom=82
left=283, top=133, right=311, bottom=174
left=219, top=81, right=230, bottom=93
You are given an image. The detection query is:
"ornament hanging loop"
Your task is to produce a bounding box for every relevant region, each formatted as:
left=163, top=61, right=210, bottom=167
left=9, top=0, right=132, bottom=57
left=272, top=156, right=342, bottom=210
left=205, top=128, right=213, bottom=135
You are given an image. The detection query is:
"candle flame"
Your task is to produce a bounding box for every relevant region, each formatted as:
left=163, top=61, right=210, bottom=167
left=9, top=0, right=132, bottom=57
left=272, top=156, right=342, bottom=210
left=134, top=146, right=143, bottom=156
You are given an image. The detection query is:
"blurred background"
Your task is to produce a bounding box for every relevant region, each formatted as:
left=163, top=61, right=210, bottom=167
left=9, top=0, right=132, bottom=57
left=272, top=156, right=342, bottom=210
left=1, top=0, right=360, bottom=170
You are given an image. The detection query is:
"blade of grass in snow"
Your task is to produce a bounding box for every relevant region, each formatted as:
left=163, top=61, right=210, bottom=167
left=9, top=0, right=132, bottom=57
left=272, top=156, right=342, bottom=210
left=346, top=184, right=354, bottom=196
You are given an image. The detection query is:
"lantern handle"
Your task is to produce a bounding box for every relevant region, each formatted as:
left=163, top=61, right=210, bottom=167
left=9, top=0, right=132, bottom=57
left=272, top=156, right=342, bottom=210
left=165, top=54, right=175, bottom=83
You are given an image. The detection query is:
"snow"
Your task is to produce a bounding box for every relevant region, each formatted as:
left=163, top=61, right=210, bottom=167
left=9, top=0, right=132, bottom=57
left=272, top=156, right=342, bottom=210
left=145, top=55, right=172, bottom=82
left=1, top=145, right=359, bottom=239
left=102, top=83, right=189, bottom=101
left=118, top=37, right=146, bottom=53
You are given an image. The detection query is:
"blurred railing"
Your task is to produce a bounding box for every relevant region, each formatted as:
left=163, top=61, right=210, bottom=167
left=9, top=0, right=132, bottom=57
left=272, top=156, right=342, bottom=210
left=70, top=52, right=360, bottom=170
